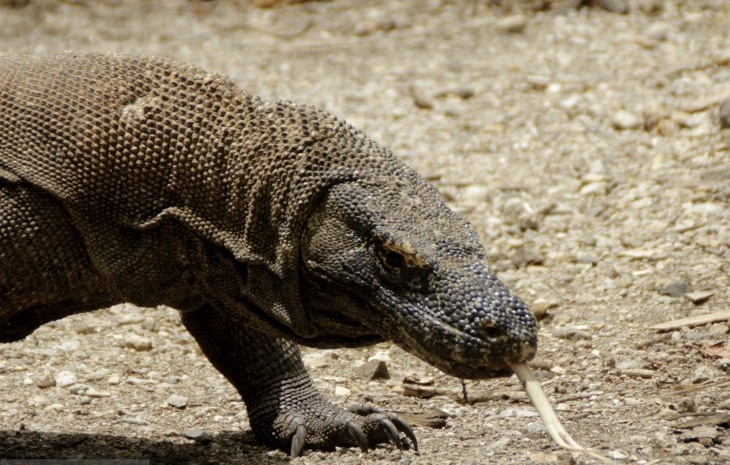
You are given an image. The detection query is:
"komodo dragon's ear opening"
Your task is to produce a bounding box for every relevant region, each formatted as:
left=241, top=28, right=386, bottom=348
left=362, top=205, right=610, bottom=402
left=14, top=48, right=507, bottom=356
left=300, top=182, right=376, bottom=288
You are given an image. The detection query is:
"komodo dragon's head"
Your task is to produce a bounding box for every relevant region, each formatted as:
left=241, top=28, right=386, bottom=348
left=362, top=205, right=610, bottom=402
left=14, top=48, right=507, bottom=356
left=299, top=173, right=537, bottom=379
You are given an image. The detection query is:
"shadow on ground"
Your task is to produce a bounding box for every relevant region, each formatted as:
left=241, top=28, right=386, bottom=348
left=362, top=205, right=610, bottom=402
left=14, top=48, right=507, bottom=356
left=0, top=429, right=287, bottom=464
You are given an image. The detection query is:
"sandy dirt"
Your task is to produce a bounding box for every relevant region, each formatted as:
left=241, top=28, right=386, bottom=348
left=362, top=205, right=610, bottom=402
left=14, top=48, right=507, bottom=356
left=0, top=1, right=729, bottom=464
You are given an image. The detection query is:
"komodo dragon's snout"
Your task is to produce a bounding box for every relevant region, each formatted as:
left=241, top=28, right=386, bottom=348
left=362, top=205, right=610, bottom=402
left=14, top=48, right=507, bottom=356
left=301, top=179, right=537, bottom=378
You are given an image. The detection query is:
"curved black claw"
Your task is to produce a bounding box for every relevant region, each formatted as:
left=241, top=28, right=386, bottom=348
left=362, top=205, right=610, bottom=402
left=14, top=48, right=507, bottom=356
left=350, top=404, right=419, bottom=451
left=347, top=420, right=369, bottom=452
left=389, top=414, right=418, bottom=451
left=379, top=418, right=403, bottom=450
left=290, top=424, right=307, bottom=457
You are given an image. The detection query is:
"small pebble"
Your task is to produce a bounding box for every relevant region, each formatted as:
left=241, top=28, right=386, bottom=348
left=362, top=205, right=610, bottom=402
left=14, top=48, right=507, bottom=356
left=525, top=421, right=545, bottom=434
left=657, top=281, right=689, bottom=297
left=163, top=376, right=180, bottom=384
left=167, top=394, right=188, bottom=409
left=353, top=17, right=398, bottom=36
left=552, top=326, right=592, bottom=340
left=525, top=75, right=551, bottom=90
left=183, top=428, right=214, bottom=443
left=607, top=450, right=629, bottom=460
left=529, top=452, right=560, bottom=464
left=141, top=317, right=158, bottom=332
left=453, top=86, right=474, bottom=99
left=685, top=291, right=715, bottom=304
left=122, top=334, right=153, bottom=351
left=683, top=330, right=712, bottom=342
left=556, top=451, right=576, bottom=465
left=334, top=386, right=351, bottom=397
left=716, top=359, right=730, bottom=372
left=500, top=408, right=539, bottom=418
left=645, top=22, right=670, bottom=41
left=68, top=384, right=89, bottom=395
left=677, top=398, right=697, bottom=413
left=368, top=350, right=390, bottom=363
left=108, top=373, right=121, bottom=385
left=86, top=387, right=111, bottom=398
left=354, top=360, right=390, bottom=381
left=410, top=88, right=434, bottom=110
left=692, top=365, right=717, bottom=383
left=579, top=181, right=608, bottom=196
left=74, top=322, right=96, bottom=335
left=621, top=368, right=655, bottom=378
left=679, top=426, right=718, bottom=443
left=37, top=373, right=56, bottom=388
left=55, top=371, right=77, bottom=388
left=487, top=437, right=512, bottom=450
left=530, top=298, right=557, bottom=320
left=496, top=15, right=527, bottom=34
left=612, top=110, right=643, bottom=130
left=615, top=358, right=644, bottom=371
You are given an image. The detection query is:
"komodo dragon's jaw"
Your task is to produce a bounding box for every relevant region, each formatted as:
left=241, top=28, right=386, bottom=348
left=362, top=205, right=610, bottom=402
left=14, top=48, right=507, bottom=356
left=300, top=179, right=538, bottom=379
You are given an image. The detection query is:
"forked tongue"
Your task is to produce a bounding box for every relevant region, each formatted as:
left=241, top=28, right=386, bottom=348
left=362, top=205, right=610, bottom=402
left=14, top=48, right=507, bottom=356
left=510, top=363, right=614, bottom=464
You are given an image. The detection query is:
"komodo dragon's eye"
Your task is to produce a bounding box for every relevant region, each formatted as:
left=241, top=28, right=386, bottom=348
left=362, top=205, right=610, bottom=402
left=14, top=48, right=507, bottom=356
left=383, top=250, right=406, bottom=271
left=375, top=240, right=431, bottom=292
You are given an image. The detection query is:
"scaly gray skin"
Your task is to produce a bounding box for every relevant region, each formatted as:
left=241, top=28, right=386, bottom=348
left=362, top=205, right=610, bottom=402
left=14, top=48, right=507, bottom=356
left=0, top=52, right=537, bottom=456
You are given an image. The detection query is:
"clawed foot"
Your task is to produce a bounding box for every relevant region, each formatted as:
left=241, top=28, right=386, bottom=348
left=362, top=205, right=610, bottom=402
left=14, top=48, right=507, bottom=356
left=272, top=403, right=418, bottom=457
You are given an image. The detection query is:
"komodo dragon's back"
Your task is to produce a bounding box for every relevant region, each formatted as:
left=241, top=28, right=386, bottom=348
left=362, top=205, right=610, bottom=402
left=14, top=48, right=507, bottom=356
left=0, top=52, right=538, bottom=455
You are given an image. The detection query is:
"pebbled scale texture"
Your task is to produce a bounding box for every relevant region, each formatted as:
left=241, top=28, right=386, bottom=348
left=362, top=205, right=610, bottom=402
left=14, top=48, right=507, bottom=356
left=0, top=53, right=537, bottom=455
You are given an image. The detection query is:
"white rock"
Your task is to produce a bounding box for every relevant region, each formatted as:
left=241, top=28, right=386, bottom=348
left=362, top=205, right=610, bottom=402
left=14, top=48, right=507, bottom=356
left=122, top=334, right=153, bottom=351
left=496, top=15, right=527, bottom=34
left=645, top=22, right=670, bottom=41
left=487, top=437, right=513, bottom=450
left=167, top=394, right=188, bottom=409
left=368, top=350, right=390, bottom=363
left=55, top=371, right=77, bottom=388
left=58, top=340, right=81, bottom=351
left=334, top=386, right=351, bottom=397
left=612, top=110, right=643, bottom=130
left=580, top=181, right=608, bottom=196
left=86, top=387, right=111, bottom=398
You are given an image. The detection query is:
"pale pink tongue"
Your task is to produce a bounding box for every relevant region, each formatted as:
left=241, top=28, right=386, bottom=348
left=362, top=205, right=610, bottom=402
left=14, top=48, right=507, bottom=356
left=510, top=363, right=614, bottom=464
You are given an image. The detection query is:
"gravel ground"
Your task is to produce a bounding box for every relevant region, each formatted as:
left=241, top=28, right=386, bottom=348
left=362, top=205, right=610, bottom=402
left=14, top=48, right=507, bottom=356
left=1, top=1, right=729, bottom=464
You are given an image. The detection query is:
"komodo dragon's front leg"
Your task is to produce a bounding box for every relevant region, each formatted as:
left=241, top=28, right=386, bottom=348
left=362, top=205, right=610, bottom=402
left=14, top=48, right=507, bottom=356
left=181, top=304, right=417, bottom=456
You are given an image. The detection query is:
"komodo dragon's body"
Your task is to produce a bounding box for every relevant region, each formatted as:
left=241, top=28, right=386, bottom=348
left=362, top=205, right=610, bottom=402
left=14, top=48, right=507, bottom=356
left=0, top=52, right=537, bottom=455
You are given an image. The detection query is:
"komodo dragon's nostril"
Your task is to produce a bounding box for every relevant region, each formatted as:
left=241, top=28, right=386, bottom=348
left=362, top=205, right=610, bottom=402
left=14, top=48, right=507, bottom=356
left=479, top=321, right=503, bottom=339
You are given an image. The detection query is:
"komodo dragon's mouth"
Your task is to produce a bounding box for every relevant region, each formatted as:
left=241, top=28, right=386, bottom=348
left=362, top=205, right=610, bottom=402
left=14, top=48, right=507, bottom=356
left=394, top=318, right=535, bottom=379
left=309, top=297, right=535, bottom=379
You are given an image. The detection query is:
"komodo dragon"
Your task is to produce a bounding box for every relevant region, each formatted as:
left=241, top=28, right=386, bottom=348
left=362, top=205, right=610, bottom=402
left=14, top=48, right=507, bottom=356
left=0, top=52, right=537, bottom=456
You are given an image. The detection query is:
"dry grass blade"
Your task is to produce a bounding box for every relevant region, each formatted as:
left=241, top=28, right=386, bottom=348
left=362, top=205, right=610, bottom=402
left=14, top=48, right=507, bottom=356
left=511, top=363, right=615, bottom=464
